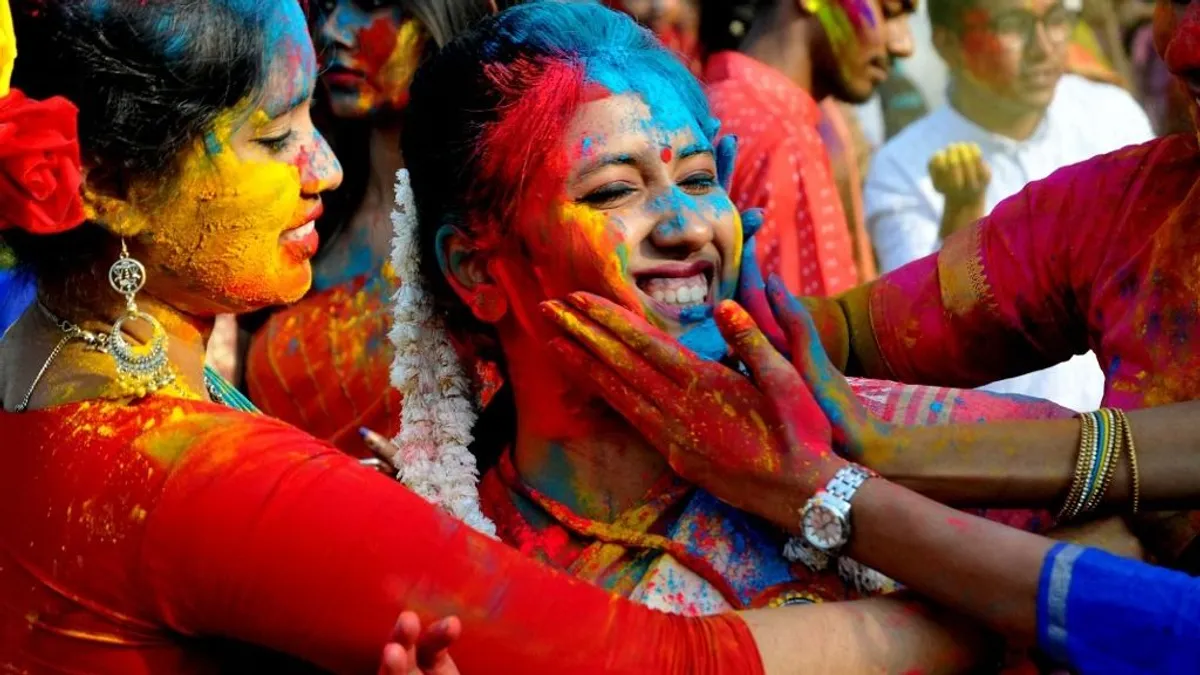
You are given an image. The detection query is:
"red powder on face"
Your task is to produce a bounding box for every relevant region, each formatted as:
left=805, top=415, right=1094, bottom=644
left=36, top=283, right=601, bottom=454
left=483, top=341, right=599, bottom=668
left=477, top=58, right=587, bottom=229
left=660, top=146, right=673, bottom=164
left=357, top=16, right=401, bottom=82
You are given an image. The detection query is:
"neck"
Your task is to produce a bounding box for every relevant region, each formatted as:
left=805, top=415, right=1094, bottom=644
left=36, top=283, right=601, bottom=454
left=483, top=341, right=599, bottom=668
left=313, top=124, right=404, bottom=290
left=366, top=124, right=405, bottom=202
left=741, top=16, right=824, bottom=99
left=949, top=79, right=1046, bottom=141
left=357, top=124, right=405, bottom=255
left=4, top=263, right=212, bottom=410
left=502, top=330, right=670, bottom=523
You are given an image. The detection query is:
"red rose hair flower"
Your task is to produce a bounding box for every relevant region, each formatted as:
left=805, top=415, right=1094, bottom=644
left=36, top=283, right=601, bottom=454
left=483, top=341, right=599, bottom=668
left=0, top=89, right=86, bottom=235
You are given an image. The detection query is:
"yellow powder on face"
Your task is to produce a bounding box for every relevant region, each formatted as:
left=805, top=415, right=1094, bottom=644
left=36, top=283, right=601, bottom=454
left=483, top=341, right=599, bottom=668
left=377, top=18, right=425, bottom=106
left=552, top=202, right=644, bottom=315
left=126, top=111, right=312, bottom=314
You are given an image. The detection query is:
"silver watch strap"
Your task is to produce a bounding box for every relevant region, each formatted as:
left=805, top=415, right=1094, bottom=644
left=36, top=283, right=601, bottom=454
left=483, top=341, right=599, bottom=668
left=826, top=465, right=871, bottom=503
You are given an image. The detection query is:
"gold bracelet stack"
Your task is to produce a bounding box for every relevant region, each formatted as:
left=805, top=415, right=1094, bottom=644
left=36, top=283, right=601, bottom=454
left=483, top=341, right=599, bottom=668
left=1058, top=408, right=1142, bottom=521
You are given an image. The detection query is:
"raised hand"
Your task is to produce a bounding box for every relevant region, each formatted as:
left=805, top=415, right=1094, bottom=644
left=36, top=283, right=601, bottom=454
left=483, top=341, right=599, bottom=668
left=929, top=142, right=990, bottom=238
left=759, top=277, right=891, bottom=464
left=929, top=142, right=990, bottom=204
left=541, top=292, right=840, bottom=529
left=377, top=612, right=462, bottom=675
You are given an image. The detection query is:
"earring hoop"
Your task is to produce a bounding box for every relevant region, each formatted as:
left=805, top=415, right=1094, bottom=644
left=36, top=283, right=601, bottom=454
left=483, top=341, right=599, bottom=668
left=107, top=239, right=176, bottom=397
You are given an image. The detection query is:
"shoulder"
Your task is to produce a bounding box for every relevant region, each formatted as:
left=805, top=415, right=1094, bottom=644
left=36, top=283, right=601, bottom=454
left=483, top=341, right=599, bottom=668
left=1036, top=134, right=1194, bottom=198
left=102, top=398, right=330, bottom=468
left=1053, top=75, right=1153, bottom=133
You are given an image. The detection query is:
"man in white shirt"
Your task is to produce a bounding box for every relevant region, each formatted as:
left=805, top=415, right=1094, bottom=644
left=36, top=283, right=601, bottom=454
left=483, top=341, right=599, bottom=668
left=862, top=0, right=1154, bottom=412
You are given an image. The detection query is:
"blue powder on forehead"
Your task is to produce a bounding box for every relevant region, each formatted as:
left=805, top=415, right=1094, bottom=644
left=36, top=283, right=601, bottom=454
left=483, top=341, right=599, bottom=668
left=481, top=2, right=721, bottom=140
left=583, top=53, right=719, bottom=141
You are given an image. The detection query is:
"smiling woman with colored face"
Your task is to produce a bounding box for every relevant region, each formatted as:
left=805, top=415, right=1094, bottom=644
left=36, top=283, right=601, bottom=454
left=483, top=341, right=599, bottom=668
left=0, top=1, right=843, bottom=672
left=527, top=93, right=742, bottom=337
left=385, top=5, right=1061, bottom=668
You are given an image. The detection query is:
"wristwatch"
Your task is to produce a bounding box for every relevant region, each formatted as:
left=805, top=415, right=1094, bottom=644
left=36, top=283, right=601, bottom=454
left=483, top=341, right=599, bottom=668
left=799, top=465, right=873, bottom=555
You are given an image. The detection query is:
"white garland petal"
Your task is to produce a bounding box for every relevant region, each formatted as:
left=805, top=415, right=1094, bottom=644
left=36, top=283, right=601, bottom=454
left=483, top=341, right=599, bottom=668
left=388, top=169, right=496, bottom=537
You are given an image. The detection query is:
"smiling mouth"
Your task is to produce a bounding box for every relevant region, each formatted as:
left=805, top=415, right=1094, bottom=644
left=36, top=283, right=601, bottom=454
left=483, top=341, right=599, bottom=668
left=633, top=260, right=716, bottom=318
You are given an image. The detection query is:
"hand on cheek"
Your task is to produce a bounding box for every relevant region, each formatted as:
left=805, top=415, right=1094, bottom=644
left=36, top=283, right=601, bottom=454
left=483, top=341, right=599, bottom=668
left=540, top=292, right=840, bottom=529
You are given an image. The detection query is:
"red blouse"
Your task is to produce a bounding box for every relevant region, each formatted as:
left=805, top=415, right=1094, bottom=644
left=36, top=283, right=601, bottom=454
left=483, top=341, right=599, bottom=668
left=832, top=134, right=1200, bottom=410
left=817, top=134, right=1200, bottom=562
left=705, top=51, right=861, bottom=297
left=0, top=398, right=762, bottom=674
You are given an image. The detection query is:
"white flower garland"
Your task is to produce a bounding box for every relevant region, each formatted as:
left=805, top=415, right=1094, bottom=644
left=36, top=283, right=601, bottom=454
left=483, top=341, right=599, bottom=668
left=388, top=169, right=496, bottom=537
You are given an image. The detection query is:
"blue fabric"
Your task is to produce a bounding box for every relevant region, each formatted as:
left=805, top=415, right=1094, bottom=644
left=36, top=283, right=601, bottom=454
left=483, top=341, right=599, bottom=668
left=1038, top=543, right=1200, bottom=674
left=0, top=269, right=34, bottom=334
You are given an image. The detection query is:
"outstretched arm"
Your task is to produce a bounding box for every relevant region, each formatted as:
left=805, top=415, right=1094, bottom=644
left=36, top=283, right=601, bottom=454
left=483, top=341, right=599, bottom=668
left=138, top=410, right=988, bottom=675
left=724, top=300, right=1200, bottom=673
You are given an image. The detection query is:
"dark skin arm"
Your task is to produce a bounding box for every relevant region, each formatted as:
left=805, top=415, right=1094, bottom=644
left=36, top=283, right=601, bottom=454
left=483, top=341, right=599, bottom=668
left=544, top=289, right=1200, bottom=514
left=546, top=295, right=1054, bottom=641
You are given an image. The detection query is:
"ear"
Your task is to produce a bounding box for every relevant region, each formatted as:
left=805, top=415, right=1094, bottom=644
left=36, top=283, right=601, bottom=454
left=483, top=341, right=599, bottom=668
left=931, top=24, right=962, bottom=70
left=436, top=224, right=508, bottom=324
left=80, top=170, right=152, bottom=238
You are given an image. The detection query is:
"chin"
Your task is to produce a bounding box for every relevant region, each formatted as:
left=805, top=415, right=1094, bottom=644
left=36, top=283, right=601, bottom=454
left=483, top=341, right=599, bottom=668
left=328, top=95, right=374, bottom=121
left=835, top=78, right=876, bottom=105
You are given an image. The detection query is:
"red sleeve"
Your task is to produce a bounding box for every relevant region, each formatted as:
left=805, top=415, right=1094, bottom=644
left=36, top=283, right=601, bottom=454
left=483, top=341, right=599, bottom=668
left=138, top=414, right=764, bottom=675
left=842, top=143, right=1154, bottom=386
left=733, top=135, right=858, bottom=298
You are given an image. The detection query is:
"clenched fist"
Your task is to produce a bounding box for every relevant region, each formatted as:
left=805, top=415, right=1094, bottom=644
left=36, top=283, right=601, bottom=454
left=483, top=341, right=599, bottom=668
left=929, top=142, right=991, bottom=239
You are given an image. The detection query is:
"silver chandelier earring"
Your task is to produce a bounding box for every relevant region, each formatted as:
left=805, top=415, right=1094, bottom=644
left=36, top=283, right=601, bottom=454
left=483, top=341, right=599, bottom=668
left=107, top=239, right=175, bottom=398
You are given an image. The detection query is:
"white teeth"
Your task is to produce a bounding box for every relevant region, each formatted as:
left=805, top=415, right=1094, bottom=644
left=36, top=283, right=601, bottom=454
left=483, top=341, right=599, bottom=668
left=639, top=271, right=710, bottom=308
left=281, top=221, right=315, bottom=243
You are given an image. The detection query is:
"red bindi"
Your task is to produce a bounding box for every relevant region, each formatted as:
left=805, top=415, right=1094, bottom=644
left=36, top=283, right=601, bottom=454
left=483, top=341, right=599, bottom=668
left=660, top=147, right=673, bottom=164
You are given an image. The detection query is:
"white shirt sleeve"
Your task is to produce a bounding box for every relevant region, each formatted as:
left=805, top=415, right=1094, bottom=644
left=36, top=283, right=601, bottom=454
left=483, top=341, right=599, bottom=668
left=1111, top=87, right=1157, bottom=146
left=864, top=149, right=940, bottom=274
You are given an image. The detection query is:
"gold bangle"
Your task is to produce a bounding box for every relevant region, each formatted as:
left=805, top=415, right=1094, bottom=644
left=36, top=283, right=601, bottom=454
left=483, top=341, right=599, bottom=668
left=1081, top=409, right=1121, bottom=515
left=1058, top=412, right=1097, bottom=522
left=1113, top=408, right=1141, bottom=515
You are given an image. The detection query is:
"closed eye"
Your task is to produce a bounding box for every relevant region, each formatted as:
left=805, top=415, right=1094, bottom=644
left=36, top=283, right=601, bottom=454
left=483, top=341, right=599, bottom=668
left=255, top=130, right=295, bottom=154
left=679, top=172, right=717, bottom=195
left=579, top=183, right=637, bottom=208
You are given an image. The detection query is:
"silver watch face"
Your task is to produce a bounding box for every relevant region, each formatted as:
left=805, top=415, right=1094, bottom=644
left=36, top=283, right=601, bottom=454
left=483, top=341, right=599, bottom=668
left=802, top=502, right=848, bottom=551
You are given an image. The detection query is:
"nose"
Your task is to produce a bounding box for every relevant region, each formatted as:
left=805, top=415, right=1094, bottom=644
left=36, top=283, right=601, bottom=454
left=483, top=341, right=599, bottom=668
left=301, top=131, right=344, bottom=195
left=1026, top=17, right=1055, bottom=60
left=317, top=4, right=356, bottom=51
left=885, top=16, right=914, bottom=59
left=648, top=189, right=714, bottom=254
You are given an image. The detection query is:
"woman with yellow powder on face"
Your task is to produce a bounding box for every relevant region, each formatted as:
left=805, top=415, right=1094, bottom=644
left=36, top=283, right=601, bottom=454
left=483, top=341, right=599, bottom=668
left=0, top=1, right=1013, bottom=673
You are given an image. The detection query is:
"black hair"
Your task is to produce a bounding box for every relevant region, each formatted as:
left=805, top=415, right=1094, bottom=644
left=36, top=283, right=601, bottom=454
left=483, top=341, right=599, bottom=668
left=699, top=0, right=771, bottom=54
left=402, top=2, right=700, bottom=465
left=928, top=0, right=981, bottom=30
left=2, top=0, right=267, bottom=281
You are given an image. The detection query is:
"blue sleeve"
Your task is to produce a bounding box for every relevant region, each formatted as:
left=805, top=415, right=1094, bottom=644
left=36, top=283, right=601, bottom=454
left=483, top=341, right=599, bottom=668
left=0, top=269, right=34, bottom=334
left=1039, top=543, right=1200, bottom=674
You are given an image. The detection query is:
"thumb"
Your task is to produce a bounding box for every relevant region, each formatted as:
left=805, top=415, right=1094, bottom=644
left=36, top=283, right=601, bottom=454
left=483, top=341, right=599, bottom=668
left=714, top=301, right=823, bottom=437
